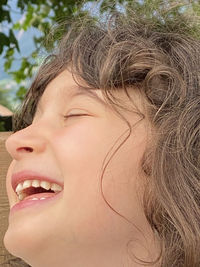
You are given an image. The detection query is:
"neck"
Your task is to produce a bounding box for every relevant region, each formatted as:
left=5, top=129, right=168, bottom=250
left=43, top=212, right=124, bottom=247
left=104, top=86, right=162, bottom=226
left=32, top=234, right=160, bottom=267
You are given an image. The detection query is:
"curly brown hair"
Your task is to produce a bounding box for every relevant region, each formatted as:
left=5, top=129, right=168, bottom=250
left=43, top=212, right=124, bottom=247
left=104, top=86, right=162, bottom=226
left=12, top=7, right=200, bottom=267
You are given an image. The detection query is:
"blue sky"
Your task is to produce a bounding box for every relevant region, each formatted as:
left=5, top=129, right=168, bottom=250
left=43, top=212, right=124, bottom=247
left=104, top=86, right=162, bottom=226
left=0, top=0, right=100, bottom=83
left=0, top=0, right=124, bottom=94
left=0, top=0, right=41, bottom=81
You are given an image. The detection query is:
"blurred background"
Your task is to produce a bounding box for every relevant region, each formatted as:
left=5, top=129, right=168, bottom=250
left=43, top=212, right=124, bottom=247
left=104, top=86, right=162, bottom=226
left=0, top=0, right=200, bottom=131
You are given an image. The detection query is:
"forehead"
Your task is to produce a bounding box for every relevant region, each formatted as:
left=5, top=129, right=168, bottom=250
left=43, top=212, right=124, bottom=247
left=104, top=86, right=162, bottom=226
left=35, top=69, right=146, bottom=120
left=36, top=70, right=106, bottom=112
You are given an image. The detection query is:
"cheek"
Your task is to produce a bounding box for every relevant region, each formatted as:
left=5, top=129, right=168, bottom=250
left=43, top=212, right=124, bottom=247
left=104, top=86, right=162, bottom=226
left=49, top=121, right=126, bottom=217
left=52, top=119, right=147, bottom=195
left=48, top=123, right=127, bottom=240
left=101, top=123, right=148, bottom=218
left=51, top=119, right=147, bottom=192
left=52, top=122, right=117, bottom=177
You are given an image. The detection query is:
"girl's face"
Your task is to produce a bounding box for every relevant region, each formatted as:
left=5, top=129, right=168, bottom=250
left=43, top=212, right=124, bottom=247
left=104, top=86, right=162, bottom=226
left=4, top=70, right=157, bottom=266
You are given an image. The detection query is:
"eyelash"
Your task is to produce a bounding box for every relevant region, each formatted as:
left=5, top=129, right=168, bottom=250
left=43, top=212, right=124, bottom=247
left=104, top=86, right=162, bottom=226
left=63, top=113, right=89, bottom=119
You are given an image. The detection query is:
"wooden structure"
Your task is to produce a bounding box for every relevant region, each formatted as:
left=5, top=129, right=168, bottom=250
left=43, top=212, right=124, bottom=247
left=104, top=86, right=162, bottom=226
left=0, top=132, right=29, bottom=266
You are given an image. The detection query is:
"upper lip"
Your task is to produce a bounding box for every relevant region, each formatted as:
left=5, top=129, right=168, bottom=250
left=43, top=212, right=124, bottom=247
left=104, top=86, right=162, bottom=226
left=11, top=170, right=64, bottom=192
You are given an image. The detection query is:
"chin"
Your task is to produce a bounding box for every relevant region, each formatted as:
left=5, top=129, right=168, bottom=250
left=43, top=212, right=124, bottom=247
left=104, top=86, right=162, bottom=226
left=4, top=222, right=48, bottom=265
left=4, top=227, right=34, bottom=263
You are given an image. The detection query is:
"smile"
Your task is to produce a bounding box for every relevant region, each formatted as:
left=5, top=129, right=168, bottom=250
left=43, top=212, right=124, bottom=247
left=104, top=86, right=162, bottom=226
left=15, top=179, right=63, bottom=201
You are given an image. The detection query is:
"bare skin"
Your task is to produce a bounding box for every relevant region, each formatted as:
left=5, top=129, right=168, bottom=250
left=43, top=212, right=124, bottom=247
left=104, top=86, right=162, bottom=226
left=4, top=70, right=160, bottom=267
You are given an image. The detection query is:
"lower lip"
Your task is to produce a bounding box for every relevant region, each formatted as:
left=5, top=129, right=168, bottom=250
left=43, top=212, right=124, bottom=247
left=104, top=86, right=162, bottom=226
left=9, top=192, right=63, bottom=216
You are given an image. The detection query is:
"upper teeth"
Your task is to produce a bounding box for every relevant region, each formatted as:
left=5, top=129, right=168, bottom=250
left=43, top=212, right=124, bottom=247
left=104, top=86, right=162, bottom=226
left=15, top=179, right=62, bottom=197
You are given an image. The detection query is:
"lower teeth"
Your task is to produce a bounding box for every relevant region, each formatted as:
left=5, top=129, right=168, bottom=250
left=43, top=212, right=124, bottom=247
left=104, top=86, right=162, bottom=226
left=31, top=197, right=46, bottom=201
left=18, top=192, right=56, bottom=201
left=18, top=195, right=47, bottom=201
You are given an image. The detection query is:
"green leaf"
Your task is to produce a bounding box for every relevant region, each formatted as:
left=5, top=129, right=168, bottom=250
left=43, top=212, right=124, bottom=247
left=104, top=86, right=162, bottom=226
left=32, top=17, right=40, bottom=28
left=0, top=32, right=9, bottom=54
left=0, top=0, right=8, bottom=5
left=3, top=47, right=14, bottom=71
left=10, top=70, right=26, bottom=83
left=31, top=50, right=38, bottom=59
left=22, top=3, right=35, bottom=30
left=0, top=9, right=11, bottom=23
left=4, top=58, right=12, bottom=71
left=13, top=22, right=21, bottom=30
left=5, top=47, right=14, bottom=57
left=17, top=0, right=26, bottom=11
left=9, top=29, right=20, bottom=52
left=16, top=86, right=27, bottom=100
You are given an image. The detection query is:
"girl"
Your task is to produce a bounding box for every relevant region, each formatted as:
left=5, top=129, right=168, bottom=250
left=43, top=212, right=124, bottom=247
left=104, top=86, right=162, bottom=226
left=3, top=9, right=200, bottom=267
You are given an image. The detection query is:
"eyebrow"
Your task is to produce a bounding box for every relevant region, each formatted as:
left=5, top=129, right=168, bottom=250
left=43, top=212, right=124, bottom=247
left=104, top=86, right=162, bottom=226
left=36, top=85, right=107, bottom=113
left=69, top=86, right=107, bottom=106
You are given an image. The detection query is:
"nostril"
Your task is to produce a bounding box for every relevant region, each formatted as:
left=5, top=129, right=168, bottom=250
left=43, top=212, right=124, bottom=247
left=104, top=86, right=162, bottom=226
left=17, top=147, right=33, bottom=152
left=24, top=147, right=33, bottom=152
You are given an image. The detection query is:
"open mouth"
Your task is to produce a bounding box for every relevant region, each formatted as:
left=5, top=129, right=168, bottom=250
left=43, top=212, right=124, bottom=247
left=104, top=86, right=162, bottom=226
left=15, top=179, right=63, bottom=201
left=20, top=187, right=56, bottom=201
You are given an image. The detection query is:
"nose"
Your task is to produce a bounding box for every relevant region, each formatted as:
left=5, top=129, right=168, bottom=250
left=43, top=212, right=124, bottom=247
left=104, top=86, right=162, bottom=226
left=5, top=124, right=46, bottom=161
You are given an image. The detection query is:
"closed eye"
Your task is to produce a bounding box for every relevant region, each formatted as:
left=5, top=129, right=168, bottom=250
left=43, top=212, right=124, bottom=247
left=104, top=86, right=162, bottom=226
left=63, top=114, right=90, bottom=119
